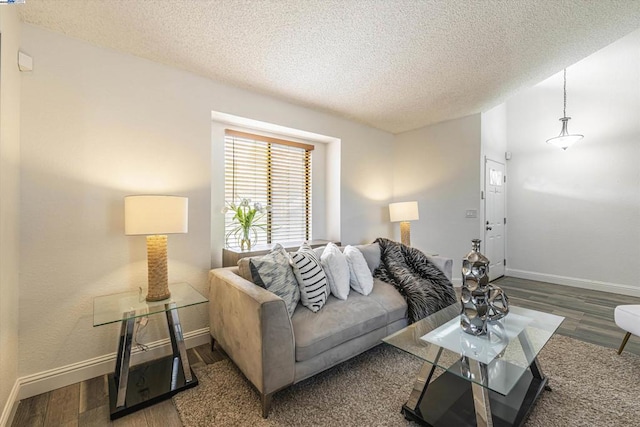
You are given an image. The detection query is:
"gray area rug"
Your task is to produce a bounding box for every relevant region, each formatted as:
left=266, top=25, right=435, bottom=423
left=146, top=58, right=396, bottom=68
left=174, top=335, right=640, bottom=426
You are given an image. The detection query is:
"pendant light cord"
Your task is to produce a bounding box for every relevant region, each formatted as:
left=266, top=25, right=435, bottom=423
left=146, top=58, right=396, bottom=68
left=563, top=68, right=567, bottom=118
left=547, top=67, right=583, bottom=149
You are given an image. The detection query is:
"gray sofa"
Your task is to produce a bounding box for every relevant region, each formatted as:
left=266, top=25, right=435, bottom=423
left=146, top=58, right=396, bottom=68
left=208, top=243, right=453, bottom=417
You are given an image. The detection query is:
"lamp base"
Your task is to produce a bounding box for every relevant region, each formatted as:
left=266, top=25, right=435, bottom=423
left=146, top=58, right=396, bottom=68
left=146, top=235, right=171, bottom=301
left=146, top=292, right=171, bottom=302
left=400, top=221, right=411, bottom=247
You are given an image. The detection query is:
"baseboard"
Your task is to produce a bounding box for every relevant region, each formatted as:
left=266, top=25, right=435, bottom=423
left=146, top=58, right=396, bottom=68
left=506, top=268, right=640, bottom=297
left=3, top=327, right=209, bottom=423
left=0, top=380, right=20, bottom=427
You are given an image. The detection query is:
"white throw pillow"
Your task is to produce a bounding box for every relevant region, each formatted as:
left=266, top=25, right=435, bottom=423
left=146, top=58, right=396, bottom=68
left=291, top=243, right=329, bottom=312
left=320, top=242, right=350, bottom=300
left=344, top=245, right=374, bottom=296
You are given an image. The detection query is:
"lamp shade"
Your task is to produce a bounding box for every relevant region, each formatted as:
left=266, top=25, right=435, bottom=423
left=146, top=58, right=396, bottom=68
left=389, top=201, right=419, bottom=222
left=125, top=195, right=188, bottom=235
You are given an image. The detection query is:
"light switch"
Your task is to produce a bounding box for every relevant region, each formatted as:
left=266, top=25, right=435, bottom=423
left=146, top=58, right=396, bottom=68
left=465, top=209, right=477, bottom=218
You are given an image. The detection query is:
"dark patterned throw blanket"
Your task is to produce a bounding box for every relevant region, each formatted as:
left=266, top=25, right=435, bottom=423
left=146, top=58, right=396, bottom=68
left=373, top=238, right=457, bottom=323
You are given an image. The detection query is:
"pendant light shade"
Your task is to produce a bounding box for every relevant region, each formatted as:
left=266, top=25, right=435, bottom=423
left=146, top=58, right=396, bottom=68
left=546, top=69, right=583, bottom=150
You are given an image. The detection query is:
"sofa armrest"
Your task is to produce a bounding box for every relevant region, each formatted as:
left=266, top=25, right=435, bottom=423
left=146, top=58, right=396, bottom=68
left=209, top=267, right=295, bottom=394
left=426, top=255, right=453, bottom=281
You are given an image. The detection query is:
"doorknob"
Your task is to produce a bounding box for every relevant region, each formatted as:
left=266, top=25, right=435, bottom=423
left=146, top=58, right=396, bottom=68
left=486, top=221, right=492, bottom=231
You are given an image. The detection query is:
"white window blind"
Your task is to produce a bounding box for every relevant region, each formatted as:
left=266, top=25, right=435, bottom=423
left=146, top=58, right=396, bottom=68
left=224, top=130, right=313, bottom=246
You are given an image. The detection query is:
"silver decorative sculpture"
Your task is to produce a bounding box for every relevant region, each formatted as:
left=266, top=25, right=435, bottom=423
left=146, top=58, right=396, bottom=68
left=460, top=239, right=509, bottom=336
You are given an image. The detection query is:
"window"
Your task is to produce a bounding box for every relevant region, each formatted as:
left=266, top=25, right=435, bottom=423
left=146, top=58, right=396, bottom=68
left=224, top=129, right=313, bottom=246
left=489, top=169, right=503, bottom=186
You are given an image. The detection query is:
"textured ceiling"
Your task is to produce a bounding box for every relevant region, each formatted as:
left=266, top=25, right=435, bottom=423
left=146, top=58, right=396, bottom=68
left=18, top=0, right=640, bottom=134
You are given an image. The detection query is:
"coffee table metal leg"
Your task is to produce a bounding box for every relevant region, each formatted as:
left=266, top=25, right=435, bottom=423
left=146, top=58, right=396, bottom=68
left=165, top=302, right=193, bottom=383
left=468, top=358, right=493, bottom=427
left=518, top=331, right=550, bottom=390
left=529, top=357, right=544, bottom=379
left=405, top=345, right=443, bottom=412
left=529, top=357, right=551, bottom=390
left=115, top=310, right=135, bottom=408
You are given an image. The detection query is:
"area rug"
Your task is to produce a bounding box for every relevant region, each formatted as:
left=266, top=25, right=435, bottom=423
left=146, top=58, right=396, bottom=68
left=174, top=335, right=640, bottom=426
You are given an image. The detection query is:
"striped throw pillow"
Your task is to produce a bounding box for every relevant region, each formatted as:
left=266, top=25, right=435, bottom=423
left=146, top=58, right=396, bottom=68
left=291, top=243, right=329, bottom=312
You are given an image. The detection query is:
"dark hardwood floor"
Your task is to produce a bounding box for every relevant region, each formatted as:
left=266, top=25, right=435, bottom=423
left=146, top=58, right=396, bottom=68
left=11, top=345, right=224, bottom=427
left=11, top=277, right=640, bottom=426
left=494, top=276, right=640, bottom=355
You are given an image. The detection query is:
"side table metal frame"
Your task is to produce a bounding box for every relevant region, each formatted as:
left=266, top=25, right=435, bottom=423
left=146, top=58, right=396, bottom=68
left=109, top=302, right=198, bottom=420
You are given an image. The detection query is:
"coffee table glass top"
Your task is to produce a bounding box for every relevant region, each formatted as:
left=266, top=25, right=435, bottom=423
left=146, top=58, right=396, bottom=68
left=383, top=302, right=564, bottom=396
left=93, top=282, right=208, bottom=327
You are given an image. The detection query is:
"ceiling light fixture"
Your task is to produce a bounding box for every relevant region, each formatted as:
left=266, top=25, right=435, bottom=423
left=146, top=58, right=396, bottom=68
left=546, top=68, right=583, bottom=150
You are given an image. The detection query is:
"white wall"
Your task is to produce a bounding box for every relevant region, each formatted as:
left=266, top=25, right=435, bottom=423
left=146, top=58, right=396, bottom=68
left=18, top=24, right=393, bottom=382
left=393, top=115, right=482, bottom=282
left=481, top=104, right=508, bottom=164
left=505, top=29, right=640, bottom=295
left=0, top=6, right=21, bottom=423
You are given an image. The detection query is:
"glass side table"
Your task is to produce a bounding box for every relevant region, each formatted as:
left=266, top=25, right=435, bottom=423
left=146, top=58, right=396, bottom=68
left=93, top=282, right=208, bottom=420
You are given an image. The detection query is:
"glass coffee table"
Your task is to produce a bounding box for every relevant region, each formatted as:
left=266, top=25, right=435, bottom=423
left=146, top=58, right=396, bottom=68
left=383, top=303, right=564, bottom=427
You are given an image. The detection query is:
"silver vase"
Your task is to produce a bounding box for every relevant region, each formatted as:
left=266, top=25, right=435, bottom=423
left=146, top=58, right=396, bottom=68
left=460, top=239, right=509, bottom=336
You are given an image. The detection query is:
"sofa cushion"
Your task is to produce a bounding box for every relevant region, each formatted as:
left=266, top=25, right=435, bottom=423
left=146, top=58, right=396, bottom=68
left=237, top=257, right=254, bottom=283
left=291, top=292, right=388, bottom=362
left=355, top=243, right=381, bottom=272
left=366, top=278, right=408, bottom=323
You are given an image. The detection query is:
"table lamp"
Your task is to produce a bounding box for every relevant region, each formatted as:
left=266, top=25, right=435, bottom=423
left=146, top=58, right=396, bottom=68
left=125, top=195, right=188, bottom=301
left=389, top=201, right=419, bottom=246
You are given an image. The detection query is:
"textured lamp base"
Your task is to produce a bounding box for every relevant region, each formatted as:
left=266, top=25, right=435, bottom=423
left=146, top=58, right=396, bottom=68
left=400, top=221, right=411, bottom=246
left=146, top=235, right=171, bottom=301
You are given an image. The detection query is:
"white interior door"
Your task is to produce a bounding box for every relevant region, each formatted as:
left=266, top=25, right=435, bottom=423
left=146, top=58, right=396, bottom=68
left=485, top=158, right=506, bottom=281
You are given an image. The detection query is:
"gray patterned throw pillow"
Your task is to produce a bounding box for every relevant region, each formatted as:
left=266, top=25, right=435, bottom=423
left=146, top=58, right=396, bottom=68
left=249, top=244, right=300, bottom=317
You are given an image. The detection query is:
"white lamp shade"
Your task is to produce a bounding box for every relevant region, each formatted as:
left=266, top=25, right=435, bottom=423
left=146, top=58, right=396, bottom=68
left=389, top=201, right=419, bottom=222
left=125, top=195, right=188, bottom=235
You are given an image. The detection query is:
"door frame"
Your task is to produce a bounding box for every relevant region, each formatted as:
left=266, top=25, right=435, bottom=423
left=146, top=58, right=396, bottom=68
left=482, top=156, right=507, bottom=281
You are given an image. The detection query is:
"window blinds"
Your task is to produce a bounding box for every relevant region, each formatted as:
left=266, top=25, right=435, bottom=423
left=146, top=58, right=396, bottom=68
left=224, top=130, right=313, bottom=245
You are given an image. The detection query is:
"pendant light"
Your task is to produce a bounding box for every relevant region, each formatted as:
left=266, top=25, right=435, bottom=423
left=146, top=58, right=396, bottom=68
left=546, top=68, right=583, bottom=150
